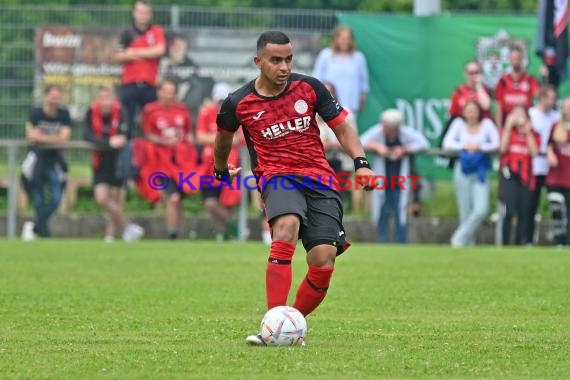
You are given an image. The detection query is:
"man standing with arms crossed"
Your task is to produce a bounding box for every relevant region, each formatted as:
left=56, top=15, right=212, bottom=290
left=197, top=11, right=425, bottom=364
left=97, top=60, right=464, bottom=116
left=214, top=31, right=375, bottom=346
left=115, top=0, right=166, bottom=138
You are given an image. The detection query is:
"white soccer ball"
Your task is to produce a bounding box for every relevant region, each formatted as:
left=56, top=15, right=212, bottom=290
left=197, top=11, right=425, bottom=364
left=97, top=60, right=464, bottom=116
left=260, top=306, right=307, bottom=346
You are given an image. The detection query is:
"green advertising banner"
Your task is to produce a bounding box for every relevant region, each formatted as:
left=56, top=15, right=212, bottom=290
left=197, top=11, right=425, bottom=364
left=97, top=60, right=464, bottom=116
left=339, top=14, right=570, bottom=180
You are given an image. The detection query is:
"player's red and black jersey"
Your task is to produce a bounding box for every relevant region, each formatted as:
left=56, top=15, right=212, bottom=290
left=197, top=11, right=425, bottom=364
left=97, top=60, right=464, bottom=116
left=118, top=24, right=165, bottom=86
left=216, top=73, right=348, bottom=190
left=500, top=128, right=540, bottom=190
left=495, top=73, right=539, bottom=118
left=449, top=84, right=492, bottom=119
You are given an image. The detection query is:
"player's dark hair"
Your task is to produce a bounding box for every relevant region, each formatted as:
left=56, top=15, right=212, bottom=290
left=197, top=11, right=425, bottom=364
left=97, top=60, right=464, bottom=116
left=44, top=84, right=62, bottom=95
left=159, top=77, right=178, bottom=91
left=257, top=31, right=290, bottom=51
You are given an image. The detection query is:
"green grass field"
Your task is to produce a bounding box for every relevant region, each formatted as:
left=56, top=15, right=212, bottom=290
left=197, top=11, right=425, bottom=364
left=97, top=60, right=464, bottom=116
left=1, top=241, right=569, bottom=379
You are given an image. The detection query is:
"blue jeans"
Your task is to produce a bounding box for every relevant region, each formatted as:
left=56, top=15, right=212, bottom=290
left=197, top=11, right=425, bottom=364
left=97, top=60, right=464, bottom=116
left=451, top=163, right=489, bottom=246
left=29, top=163, right=63, bottom=237
left=377, top=188, right=407, bottom=243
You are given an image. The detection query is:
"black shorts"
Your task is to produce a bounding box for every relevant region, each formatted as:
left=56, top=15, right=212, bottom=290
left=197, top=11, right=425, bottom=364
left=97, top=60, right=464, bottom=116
left=261, top=175, right=350, bottom=255
left=93, top=154, right=122, bottom=188
left=164, top=178, right=185, bottom=198
left=201, top=186, right=222, bottom=200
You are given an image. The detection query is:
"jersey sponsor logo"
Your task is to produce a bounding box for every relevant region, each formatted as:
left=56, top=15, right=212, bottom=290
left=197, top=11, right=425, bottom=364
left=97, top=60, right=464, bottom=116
left=261, top=116, right=311, bottom=139
left=252, top=110, right=266, bottom=120
left=509, top=143, right=530, bottom=155
left=294, top=99, right=308, bottom=114
left=504, top=93, right=528, bottom=105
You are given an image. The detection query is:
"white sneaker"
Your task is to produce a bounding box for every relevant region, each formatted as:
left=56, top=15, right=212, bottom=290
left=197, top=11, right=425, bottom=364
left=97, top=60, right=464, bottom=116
left=103, top=235, right=114, bottom=243
left=122, top=224, right=144, bottom=242
left=262, top=230, right=272, bottom=245
left=21, top=221, right=37, bottom=242
left=245, top=334, right=266, bottom=346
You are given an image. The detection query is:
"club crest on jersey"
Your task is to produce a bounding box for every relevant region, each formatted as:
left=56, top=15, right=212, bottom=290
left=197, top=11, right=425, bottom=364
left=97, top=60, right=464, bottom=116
left=294, top=99, right=308, bottom=114
left=146, top=31, right=156, bottom=45
left=261, top=116, right=312, bottom=139
left=157, top=117, right=168, bottom=129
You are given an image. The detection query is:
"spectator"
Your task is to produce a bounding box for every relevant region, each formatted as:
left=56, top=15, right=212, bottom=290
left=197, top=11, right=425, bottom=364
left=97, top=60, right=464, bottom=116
left=546, top=97, right=570, bottom=247
left=361, top=109, right=429, bottom=243
left=115, top=0, right=166, bottom=138
left=441, top=60, right=492, bottom=172
left=196, top=83, right=242, bottom=241
left=83, top=86, right=144, bottom=242
left=449, top=60, right=492, bottom=120
left=499, top=106, right=540, bottom=245
left=442, top=100, right=500, bottom=247
left=313, top=25, right=369, bottom=120
left=20, top=84, right=71, bottom=240
left=528, top=84, right=559, bottom=244
left=494, top=45, right=540, bottom=129
left=141, top=79, right=197, bottom=239
left=161, top=33, right=209, bottom=126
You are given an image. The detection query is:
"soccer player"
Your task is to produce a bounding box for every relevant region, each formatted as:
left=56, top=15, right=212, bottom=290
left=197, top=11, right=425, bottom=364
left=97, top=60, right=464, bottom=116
left=213, top=31, right=375, bottom=346
left=494, top=46, right=540, bottom=129
left=115, top=0, right=166, bottom=138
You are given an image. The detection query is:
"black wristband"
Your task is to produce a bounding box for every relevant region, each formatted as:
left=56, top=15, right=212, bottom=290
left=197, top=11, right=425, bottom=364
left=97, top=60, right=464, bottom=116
left=354, top=157, right=371, bottom=171
left=214, top=167, right=230, bottom=181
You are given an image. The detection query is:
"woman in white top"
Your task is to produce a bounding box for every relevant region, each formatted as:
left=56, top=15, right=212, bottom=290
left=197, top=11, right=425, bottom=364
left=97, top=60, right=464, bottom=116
left=312, top=25, right=369, bottom=119
left=442, top=100, right=500, bottom=247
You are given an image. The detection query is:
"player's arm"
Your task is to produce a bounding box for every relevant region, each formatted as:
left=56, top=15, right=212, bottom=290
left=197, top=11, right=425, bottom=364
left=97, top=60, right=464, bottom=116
left=332, top=121, right=375, bottom=191
left=28, top=126, right=71, bottom=144
left=495, top=103, right=504, bottom=130
left=83, top=110, right=110, bottom=148
left=214, top=97, right=242, bottom=181
left=27, top=110, right=72, bottom=144
left=126, top=27, right=166, bottom=59
left=114, top=30, right=137, bottom=63
left=332, top=121, right=366, bottom=160
left=127, top=43, right=166, bottom=59
left=476, top=83, right=491, bottom=111
left=312, top=77, right=374, bottom=190
left=494, top=79, right=505, bottom=129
